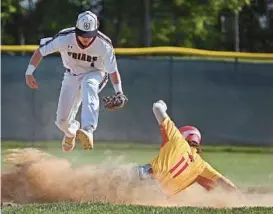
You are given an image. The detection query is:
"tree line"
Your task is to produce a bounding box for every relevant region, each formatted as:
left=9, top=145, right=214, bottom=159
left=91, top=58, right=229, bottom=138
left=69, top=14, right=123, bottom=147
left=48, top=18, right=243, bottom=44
left=2, top=0, right=273, bottom=52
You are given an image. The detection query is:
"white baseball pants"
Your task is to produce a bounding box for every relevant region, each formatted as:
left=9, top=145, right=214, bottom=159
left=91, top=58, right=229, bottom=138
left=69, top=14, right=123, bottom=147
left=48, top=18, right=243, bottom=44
left=55, top=70, right=108, bottom=138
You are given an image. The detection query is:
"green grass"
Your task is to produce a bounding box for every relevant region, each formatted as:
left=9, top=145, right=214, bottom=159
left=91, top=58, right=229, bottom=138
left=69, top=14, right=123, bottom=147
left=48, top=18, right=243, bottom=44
left=1, top=141, right=273, bottom=213
left=2, top=202, right=273, bottom=214
left=2, top=140, right=273, bottom=153
left=2, top=141, right=273, bottom=187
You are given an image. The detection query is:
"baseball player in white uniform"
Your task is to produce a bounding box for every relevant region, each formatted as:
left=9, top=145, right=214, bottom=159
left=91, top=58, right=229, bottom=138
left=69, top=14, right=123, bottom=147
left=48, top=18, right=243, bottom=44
left=24, top=11, right=128, bottom=152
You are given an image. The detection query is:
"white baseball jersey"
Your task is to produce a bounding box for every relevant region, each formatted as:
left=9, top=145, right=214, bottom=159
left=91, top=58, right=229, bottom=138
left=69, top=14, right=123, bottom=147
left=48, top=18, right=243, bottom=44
left=39, top=27, right=118, bottom=75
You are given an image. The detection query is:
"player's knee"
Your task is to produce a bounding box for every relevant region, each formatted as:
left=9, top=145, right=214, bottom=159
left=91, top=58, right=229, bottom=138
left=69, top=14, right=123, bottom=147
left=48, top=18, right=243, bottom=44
left=83, top=77, right=99, bottom=89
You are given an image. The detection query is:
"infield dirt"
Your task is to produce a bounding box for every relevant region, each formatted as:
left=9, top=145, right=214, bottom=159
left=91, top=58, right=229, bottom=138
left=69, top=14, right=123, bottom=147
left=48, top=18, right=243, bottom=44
left=1, top=148, right=273, bottom=208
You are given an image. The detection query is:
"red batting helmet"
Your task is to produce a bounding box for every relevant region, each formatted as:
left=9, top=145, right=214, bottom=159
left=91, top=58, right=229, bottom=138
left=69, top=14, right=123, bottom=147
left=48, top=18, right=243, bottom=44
left=179, top=126, right=201, bottom=145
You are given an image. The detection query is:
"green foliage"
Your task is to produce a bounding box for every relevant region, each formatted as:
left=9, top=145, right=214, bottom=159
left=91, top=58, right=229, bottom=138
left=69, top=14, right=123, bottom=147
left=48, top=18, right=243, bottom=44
left=225, top=0, right=251, bottom=11
left=1, top=0, right=17, bottom=25
left=1, top=0, right=27, bottom=44
left=1, top=0, right=32, bottom=24
left=1, top=0, right=272, bottom=52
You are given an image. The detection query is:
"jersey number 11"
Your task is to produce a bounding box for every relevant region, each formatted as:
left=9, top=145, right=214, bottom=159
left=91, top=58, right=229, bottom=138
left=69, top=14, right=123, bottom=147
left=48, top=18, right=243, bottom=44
left=169, top=156, right=189, bottom=178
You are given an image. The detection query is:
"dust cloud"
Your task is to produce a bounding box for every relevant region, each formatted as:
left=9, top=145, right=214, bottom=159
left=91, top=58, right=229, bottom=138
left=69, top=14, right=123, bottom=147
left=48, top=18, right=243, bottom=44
left=1, top=148, right=273, bottom=208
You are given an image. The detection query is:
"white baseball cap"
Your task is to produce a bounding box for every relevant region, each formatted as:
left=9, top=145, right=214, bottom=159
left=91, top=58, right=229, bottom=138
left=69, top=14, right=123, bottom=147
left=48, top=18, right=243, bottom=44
left=75, top=11, right=98, bottom=38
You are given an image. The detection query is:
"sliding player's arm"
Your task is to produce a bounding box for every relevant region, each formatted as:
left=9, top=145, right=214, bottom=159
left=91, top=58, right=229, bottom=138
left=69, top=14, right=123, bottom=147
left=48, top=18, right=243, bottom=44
left=152, top=100, right=185, bottom=147
left=196, top=162, right=237, bottom=192
left=152, top=100, right=168, bottom=125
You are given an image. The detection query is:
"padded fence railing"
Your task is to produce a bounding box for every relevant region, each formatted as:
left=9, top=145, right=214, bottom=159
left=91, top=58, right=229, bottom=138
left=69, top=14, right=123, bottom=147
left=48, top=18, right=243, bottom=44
left=1, top=45, right=273, bottom=59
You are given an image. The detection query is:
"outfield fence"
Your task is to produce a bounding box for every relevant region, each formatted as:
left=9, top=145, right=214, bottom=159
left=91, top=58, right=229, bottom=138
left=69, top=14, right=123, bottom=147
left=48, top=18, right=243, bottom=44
left=1, top=46, right=273, bottom=145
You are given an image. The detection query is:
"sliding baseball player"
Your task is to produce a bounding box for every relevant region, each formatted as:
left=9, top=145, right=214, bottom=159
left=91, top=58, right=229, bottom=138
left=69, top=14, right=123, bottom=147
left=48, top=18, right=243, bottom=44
left=136, top=100, right=237, bottom=196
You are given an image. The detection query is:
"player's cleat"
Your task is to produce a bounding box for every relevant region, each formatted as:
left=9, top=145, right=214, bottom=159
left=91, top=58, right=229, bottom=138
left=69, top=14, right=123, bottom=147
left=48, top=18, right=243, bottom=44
left=76, top=128, right=94, bottom=150
left=135, top=164, right=153, bottom=180
left=62, top=136, right=75, bottom=152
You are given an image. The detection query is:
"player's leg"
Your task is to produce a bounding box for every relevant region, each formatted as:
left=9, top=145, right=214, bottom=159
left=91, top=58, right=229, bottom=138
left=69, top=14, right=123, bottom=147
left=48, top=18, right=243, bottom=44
left=55, top=71, right=82, bottom=152
left=61, top=88, right=83, bottom=152
left=67, top=88, right=82, bottom=130
left=76, top=71, right=108, bottom=150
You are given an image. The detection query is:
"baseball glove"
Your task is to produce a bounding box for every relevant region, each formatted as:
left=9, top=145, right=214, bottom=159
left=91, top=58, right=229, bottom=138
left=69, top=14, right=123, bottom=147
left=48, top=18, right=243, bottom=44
left=102, top=93, right=128, bottom=111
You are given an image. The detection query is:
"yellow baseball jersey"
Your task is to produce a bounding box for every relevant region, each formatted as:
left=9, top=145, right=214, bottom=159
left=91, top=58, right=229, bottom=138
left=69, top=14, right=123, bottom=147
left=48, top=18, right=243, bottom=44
left=149, top=116, right=223, bottom=196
